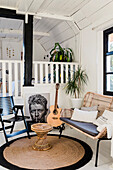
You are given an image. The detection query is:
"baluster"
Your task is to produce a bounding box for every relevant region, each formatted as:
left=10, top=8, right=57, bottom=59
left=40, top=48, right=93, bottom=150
left=61, top=64, right=64, bottom=83
left=40, top=64, right=43, bottom=84
left=35, top=63, right=38, bottom=84
left=71, top=64, right=73, bottom=79
left=56, top=64, right=58, bottom=83
left=20, top=61, right=24, bottom=96
left=8, top=62, right=12, bottom=96
left=2, top=62, right=6, bottom=96
left=75, top=64, right=78, bottom=71
left=66, top=64, right=68, bottom=83
left=51, top=63, right=53, bottom=84
left=45, top=63, right=48, bottom=84
left=15, top=62, right=18, bottom=97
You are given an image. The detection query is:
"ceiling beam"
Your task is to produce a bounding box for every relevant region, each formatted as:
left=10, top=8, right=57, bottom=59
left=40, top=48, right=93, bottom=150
left=35, top=12, right=73, bottom=21
left=0, top=6, right=17, bottom=11
left=0, top=29, right=50, bottom=37
left=0, top=37, right=20, bottom=41
left=34, top=31, right=49, bottom=36
left=16, top=10, right=73, bottom=21
left=16, top=10, right=42, bottom=19
left=16, top=11, right=80, bottom=31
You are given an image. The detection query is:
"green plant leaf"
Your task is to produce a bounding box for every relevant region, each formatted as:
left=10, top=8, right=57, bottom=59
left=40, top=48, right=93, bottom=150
left=64, top=65, right=88, bottom=98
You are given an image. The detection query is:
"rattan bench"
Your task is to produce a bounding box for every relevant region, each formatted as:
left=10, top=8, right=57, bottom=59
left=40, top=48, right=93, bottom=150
left=60, top=92, right=113, bottom=167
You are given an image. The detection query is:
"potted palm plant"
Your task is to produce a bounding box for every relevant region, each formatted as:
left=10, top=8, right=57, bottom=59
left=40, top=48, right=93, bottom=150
left=65, top=65, right=88, bottom=108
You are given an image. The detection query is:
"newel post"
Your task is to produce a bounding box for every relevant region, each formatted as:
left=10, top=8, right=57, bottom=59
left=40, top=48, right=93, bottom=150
left=23, top=15, right=33, bottom=86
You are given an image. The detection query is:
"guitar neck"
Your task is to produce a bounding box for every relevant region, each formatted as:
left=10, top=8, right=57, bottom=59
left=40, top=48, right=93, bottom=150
left=54, top=89, right=58, bottom=110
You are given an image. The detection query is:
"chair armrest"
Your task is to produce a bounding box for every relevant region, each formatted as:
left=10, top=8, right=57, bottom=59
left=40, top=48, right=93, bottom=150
left=3, top=119, right=12, bottom=123
left=13, top=105, right=24, bottom=110
left=23, top=116, right=30, bottom=119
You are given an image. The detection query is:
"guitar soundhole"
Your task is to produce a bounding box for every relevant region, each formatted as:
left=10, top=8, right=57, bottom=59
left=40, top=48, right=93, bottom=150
left=52, top=117, right=58, bottom=119
left=53, top=109, right=58, bottom=115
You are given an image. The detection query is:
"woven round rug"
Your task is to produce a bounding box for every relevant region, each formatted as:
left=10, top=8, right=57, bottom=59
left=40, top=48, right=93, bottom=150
left=0, top=134, right=93, bottom=170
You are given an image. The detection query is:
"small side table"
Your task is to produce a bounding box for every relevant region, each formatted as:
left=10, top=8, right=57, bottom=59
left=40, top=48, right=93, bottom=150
left=31, top=123, right=53, bottom=151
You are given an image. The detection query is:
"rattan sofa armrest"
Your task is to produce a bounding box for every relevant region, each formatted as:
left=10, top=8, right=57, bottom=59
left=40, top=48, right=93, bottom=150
left=94, top=127, right=107, bottom=139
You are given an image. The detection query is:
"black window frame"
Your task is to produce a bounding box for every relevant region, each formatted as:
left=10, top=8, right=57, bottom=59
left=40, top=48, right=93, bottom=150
left=103, top=27, right=113, bottom=96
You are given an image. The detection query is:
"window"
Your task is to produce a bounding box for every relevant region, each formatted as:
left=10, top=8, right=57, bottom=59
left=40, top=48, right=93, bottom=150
left=104, top=27, right=113, bottom=95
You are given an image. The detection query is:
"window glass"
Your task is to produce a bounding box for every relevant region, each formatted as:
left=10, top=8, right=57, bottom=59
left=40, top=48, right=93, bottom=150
left=108, top=33, right=113, bottom=52
left=106, top=55, right=113, bottom=72
left=106, top=74, right=113, bottom=91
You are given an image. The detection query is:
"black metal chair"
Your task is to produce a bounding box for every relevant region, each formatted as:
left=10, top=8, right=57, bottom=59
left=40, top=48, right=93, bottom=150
left=0, top=96, right=30, bottom=144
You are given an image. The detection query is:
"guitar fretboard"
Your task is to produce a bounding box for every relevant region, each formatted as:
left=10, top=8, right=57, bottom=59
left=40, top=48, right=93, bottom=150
left=54, top=83, right=59, bottom=111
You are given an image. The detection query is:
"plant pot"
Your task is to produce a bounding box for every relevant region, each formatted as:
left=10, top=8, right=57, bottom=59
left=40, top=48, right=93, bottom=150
left=71, top=98, right=82, bottom=109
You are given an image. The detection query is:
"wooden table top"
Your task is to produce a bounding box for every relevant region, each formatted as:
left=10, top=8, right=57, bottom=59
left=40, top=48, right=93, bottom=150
left=31, top=123, right=53, bottom=133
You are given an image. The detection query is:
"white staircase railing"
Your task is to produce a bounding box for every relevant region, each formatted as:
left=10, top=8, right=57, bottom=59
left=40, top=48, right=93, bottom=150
left=0, top=60, right=23, bottom=97
left=0, top=60, right=79, bottom=97
left=33, top=61, right=79, bottom=84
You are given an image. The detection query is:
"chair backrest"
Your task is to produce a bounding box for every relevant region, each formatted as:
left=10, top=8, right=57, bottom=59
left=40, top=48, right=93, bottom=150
left=0, top=96, right=14, bottom=116
left=83, top=92, right=113, bottom=117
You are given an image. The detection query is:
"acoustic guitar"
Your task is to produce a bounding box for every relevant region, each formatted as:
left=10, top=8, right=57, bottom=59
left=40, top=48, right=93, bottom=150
left=47, top=83, right=62, bottom=127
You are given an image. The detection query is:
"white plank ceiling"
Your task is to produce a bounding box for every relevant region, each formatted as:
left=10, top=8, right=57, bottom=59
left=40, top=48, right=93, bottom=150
left=0, top=0, right=113, bottom=51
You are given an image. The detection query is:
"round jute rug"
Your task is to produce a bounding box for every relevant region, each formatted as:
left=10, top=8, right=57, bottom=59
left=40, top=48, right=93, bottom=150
left=0, top=134, right=93, bottom=170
